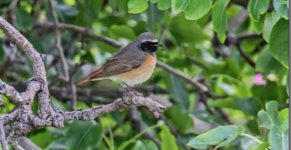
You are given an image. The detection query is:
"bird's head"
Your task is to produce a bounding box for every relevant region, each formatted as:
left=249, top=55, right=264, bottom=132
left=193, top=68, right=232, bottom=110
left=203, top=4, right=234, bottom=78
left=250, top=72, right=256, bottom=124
left=137, top=32, right=159, bottom=54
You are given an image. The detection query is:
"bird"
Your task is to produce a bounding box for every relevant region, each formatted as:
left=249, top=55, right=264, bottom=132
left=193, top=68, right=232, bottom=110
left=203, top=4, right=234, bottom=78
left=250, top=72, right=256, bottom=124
left=75, top=32, right=159, bottom=87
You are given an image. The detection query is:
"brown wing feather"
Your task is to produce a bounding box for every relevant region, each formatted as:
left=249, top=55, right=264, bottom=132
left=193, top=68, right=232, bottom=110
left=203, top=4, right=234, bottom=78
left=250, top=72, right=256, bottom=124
left=75, top=43, right=145, bottom=85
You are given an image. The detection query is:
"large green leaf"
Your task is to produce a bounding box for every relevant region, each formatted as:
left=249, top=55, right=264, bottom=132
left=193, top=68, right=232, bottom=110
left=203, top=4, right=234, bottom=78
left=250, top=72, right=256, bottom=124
left=65, top=121, right=103, bottom=150
left=269, top=19, right=288, bottom=68
left=160, top=125, right=178, bottom=150
left=109, top=25, right=136, bottom=40
left=188, top=125, right=245, bottom=149
left=269, top=126, right=289, bottom=150
left=208, top=97, right=261, bottom=115
left=257, top=101, right=289, bottom=150
left=128, top=0, right=148, bottom=13
left=273, top=0, right=289, bottom=19
left=169, top=13, right=209, bottom=43
left=165, top=105, right=194, bottom=134
left=262, top=12, right=280, bottom=42
left=212, top=0, right=230, bottom=43
left=169, top=75, right=189, bottom=110
left=247, top=0, right=270, bottom=21
left=256, top=46, right=287, bottom=77
left=184, top=0, right=212, bottom=20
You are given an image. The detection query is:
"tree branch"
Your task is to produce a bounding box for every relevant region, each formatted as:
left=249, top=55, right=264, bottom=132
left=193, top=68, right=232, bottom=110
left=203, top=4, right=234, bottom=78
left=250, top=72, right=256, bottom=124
left=0, top=17, right=51, bottom=118
left=0, top=17, right=165, bottom=149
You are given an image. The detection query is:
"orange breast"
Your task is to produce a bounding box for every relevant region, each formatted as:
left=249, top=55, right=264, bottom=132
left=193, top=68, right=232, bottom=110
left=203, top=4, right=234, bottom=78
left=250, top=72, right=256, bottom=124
left=115, top=54, right=156, bottom=86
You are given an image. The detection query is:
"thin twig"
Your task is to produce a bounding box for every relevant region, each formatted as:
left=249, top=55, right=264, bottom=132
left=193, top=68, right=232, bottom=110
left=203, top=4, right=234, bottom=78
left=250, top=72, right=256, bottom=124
left=48, top=0, right=69, bottom=81
left=157, top=61, right=209, bottom=92
left=236, top=43, right=256, bottom=67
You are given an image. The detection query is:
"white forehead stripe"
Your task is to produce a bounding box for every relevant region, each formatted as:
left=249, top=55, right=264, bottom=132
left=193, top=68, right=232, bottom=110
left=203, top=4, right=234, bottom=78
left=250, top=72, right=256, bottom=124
left=141, top=39, right=158, bottom=42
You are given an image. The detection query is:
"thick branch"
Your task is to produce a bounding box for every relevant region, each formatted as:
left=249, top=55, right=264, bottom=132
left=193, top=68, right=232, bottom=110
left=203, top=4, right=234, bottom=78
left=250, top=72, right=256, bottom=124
left=0, top=17, right=51, bottom=118
left=63, top=91, right=165, bottom=120
left=35, top=21, right=123, bottom=48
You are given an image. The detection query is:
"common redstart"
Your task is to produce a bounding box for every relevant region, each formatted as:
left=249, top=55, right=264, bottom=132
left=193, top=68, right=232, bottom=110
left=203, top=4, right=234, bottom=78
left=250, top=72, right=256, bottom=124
left=75, top=32, right=159, bottom=86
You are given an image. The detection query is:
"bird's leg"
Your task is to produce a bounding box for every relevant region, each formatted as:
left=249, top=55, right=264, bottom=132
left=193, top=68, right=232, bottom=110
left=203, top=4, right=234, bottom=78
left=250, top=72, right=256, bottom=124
left=121, top=82, right=143, bottom=97
left=121, top=82, right=134, bottom=92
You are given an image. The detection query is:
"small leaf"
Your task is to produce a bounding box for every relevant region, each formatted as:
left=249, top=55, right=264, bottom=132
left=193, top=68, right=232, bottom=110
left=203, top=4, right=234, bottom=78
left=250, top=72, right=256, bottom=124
left=65, top=121, right=103, bottom=150
left=188, top=125, right=245, bottom=149
left=160, top=125, right=178, bottom=150
left=212, top=0, right=230, bottom=43
left=273, top=0, right=289, bottom=19
left=128, top=0, right=148, bottom=13
left=247, top=0, right=270, bottom=21
left=184, top=0, right=212, bottom=20
left=269, top=19, right=288, bottom=68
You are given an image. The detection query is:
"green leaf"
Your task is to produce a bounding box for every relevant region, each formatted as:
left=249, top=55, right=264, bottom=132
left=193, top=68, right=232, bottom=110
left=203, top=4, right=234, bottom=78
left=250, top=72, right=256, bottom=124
left=109, top=25, right=136, bottom=40
left=169, top=75, right=189, bottom=110
left=273, top=0, right=289, bottom=19
left=165, top=105, right=194, bottom=134
left=258, top=110, right=273, bottom=129
left=212, top=0, right=230, bottom=43
left=15, top=8, right=33, bottom=31
left=172, top=0, right=189, bottom=11
left=279, top=108, right=289, bottom=131
left=128, top=0, right=148, bottom=13
left=247, top=0, right=270, bottom=21
left=208, top=98, right=261, bottom=115
left=188, top=125, right=245, bottom=149
left=251, top=15, right=265, bottom=33
left=75, top=0, right=102, bottom=26
left=262, top=12, right=280, bottom=42
left=269, top=19, right=288, bottom=68
left=170, top=13, right=209, bottom=43
left=65, top=121, right=103, bottom=150
left=45, top=138, right=66, bottom=150
left=133, top=140, right=158, bottom=150
left=160, top=125, right=178, bottom=150
left=252, top=142, right=269, bottom=150
left=157, top=0, right=171, bottom=10
left=269, top=126, right=289, bottom=150
left=184, top=0, right=212, bottom=20
left=256, top=46, right=287, bottom=77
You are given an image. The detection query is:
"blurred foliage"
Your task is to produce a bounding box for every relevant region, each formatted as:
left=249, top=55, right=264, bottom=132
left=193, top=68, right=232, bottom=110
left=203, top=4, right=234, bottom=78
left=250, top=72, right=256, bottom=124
left=0, top=0, right=289, bottom=149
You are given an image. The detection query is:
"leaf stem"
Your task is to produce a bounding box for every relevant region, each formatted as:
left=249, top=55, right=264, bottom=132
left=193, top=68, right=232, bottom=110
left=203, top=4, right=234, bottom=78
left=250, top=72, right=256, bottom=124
left=239, top=133, right=263, bottom=144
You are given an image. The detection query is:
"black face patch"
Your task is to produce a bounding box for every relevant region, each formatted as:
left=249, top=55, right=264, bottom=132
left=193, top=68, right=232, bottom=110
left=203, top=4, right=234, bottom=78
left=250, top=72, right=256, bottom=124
left=140, top=41, right=159, bottom=53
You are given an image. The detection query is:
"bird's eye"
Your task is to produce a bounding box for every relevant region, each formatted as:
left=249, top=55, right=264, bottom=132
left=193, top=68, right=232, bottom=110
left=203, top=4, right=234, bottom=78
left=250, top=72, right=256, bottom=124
left=140, top=41, right=159, bottom=53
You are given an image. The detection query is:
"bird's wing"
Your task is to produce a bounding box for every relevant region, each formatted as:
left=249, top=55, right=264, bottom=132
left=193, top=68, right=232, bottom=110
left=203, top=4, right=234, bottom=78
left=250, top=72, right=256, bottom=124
left=75, top=47, right=145, bottom=85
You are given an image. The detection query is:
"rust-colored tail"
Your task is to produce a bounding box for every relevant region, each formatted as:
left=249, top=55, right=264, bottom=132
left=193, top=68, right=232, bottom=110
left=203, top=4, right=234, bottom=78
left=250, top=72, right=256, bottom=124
left=74, top=68, right=104, bottom=85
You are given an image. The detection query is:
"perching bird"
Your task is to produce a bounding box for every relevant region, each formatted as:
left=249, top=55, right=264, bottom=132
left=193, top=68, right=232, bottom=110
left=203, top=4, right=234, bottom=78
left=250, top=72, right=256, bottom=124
left=75, top=32, right=159, bottom=86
